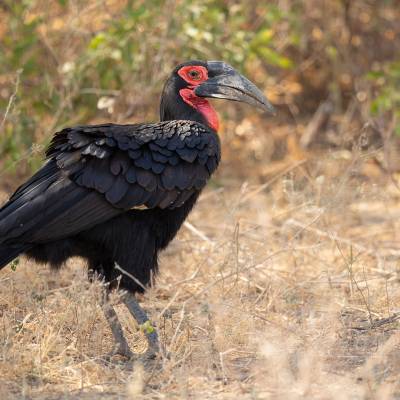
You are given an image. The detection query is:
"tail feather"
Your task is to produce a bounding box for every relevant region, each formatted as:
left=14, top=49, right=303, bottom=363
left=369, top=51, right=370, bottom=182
left=0, top=244, right=31, bottom=270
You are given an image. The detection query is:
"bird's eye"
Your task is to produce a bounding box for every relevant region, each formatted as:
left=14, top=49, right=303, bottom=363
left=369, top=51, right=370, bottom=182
left=188, top=69, right=202, bottom=80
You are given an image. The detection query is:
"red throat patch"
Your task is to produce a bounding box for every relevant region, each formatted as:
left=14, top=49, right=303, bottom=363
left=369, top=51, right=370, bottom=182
left=179, top=88, right=220, bottom=132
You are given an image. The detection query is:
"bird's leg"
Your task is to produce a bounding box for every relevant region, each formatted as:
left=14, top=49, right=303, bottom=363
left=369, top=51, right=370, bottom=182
left=101, top=293, right=133, bottom=358
left=122, top=292, right=160, bottom=359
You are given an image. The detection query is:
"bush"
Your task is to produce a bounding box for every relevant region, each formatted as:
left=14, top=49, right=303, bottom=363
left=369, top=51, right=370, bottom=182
left=0, top=0, right=398, bottom=176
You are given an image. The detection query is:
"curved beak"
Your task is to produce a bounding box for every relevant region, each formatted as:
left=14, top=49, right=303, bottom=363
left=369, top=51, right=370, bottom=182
left=194, top=61, right=276, bottom=115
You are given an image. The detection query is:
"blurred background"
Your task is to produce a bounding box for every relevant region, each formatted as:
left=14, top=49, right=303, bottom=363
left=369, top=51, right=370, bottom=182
left=0, top=0, right=399, bottom=187
left=1, top=2, right=400, bottom=397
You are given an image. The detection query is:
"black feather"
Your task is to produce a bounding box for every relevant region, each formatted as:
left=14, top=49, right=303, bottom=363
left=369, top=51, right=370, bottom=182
left=134, top=150, right=153, bottom=170
left=105, top=175, right=129, bottom=204
left=110, top=153, right=129, bottom=175
left=176, top=147, right=198, bottom=163
left=145, top=189, right=165, bottom=208
left=151, top=151, right=169, bottom=164
left=158, top=189, right=179, bottom=209
left=136, top=169, right=157, bottom=192
left=161, top=165, right=177, bottom=190
left=151, top=161, right=165, bottom=174
left=92, top=161, right=115, bottom=193
left=128, top=149, right=142, bottom=159
left=168, top=155, right=180, bottom=166
left=206, top=156, right=218, bottom=174
left=171, top=190, right=195, bottom=208
left=116, top=185, right=151, bottom=209
left=149, top=142, right=173, bottom=156
left=125, top=166, right=137, bottom=183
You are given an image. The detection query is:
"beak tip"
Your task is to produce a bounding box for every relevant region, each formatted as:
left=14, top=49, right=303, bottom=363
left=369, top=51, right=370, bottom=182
left=261, top=101, right=276, bottom=116
left=268, top=106, right=277, bottom=116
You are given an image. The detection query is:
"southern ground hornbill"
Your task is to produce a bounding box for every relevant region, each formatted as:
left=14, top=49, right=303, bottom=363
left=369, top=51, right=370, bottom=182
left=0, top=60, right=274, bottom=360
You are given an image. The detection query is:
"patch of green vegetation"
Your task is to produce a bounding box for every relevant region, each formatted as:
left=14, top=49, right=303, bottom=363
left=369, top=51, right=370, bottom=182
left=10, top=258, right=19, bottom=271
left=368, top=61, right=400, bottom=135
left=140, top=320, right=155, bottom=334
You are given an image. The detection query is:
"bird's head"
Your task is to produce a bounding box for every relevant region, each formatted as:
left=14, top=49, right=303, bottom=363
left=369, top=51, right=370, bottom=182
left=160, top=60, right=275, bottom=132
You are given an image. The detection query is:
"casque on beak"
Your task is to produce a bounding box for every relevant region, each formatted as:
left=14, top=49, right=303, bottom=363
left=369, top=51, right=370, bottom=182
left=194, top=61, right=276, bottom=115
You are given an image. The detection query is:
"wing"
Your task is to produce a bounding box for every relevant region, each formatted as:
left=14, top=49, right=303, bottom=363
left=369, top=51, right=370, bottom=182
left=0, top=120, right=220, bottom=244
left=0, top=161, right=122, bottom=243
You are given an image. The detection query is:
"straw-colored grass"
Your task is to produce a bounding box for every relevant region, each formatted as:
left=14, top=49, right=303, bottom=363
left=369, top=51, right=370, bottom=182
left=0, top=148, right=400, bottom=399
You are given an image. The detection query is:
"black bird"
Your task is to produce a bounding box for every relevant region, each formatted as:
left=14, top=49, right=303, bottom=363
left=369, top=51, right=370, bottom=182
left=0, top=60, right=274, bottom=359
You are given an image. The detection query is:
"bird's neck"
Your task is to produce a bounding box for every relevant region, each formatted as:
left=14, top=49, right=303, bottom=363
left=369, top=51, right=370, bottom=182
left=178, top=88, right=219, bottom=132
left=160, top=85, right=219, bottom=132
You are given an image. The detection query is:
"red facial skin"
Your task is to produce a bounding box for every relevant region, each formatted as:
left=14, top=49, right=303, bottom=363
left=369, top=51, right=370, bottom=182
left=177, top=66, right=220, bottom=132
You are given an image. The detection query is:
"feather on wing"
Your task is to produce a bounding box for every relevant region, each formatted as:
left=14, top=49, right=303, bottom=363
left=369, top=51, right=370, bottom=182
left=0, top=121, right=220, bottom=245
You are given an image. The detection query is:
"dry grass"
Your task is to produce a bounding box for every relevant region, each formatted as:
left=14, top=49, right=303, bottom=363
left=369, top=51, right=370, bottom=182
left=0, top=147, right=400, bottom=399
left=0, top=1, right=398, bottom=398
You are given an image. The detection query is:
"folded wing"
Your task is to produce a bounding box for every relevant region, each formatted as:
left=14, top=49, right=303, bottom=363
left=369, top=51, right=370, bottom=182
left=0, top=121, right=220, bottom=244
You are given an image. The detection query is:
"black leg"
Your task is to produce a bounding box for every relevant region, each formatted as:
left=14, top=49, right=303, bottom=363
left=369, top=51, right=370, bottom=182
left=123, top=292, right=160, bottom=358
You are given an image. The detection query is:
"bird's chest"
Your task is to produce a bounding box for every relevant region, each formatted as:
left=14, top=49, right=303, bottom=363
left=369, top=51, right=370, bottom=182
left=130, top=192, right=199, bottom=250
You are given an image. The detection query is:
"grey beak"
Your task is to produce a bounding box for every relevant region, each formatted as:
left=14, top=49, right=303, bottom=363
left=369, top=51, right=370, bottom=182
left=194, top=61, right=276, bottom=114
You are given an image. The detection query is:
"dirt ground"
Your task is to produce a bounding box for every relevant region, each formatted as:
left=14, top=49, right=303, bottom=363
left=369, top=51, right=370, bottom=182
left=0, top=147, right=399, bottom=400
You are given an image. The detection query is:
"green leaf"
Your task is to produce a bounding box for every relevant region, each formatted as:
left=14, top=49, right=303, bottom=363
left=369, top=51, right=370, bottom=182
left=257, top=47, right=293, bottom=69
left=140, top=320, right=155, bottom=334
left=89, top=33, right=106, bottom=50
left=10, top=258, right=19, bottom=271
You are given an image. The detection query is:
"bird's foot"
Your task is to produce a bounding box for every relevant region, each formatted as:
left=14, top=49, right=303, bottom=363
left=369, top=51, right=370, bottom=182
left=105, top=342, right=159, bottom=367
left=135, top=349, right=161, bottom=370
left=101, top=290, right=161, bottom=366
left=104, top=343, right=134, bottom=362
